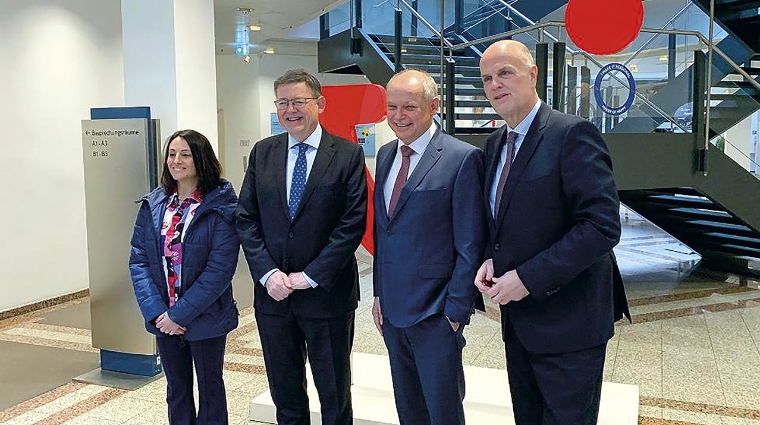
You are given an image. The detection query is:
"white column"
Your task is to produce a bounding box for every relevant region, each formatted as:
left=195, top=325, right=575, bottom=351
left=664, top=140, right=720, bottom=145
left=121, top=0, right=218, bottom=150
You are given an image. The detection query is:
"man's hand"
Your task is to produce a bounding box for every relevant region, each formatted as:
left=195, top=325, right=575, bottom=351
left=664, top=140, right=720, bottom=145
left=487, top=270, right=529, bottom=305
left=288, top=272, right=312, bottom=290
left=155, top=312, right=186, bottom=335
left=474, top=258, right=494, bottom=293
left=372, top=297, right=383, bottom=335
left=265, top=271, right=293, bottom=301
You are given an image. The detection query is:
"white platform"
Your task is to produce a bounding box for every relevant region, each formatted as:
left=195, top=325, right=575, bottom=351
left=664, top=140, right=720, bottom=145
left=250, top=353, right=639, bottom=424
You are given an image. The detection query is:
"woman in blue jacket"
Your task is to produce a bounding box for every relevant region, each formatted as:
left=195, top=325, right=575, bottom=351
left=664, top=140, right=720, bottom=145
left=129, top=129, right=239, bottom=425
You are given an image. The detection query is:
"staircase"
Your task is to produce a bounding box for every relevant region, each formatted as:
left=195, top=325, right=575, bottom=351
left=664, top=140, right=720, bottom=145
left=613, top=0, right=760, bottom=135
left=607, top=132, right=760, bottom=265
left=693, top=0, right=760, bottom=53
left=318, top=0, right=760, bottom=265
left=369, top=34, right=500, bottom=134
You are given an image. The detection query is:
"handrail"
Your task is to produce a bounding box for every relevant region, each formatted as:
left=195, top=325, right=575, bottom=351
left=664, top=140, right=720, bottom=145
left=396, top=0, right=454, bottom=48
left=451, top=19, right=760, bottom=133
left=642, top=28, right=760, bottom=93
left=452, top=21, right=686, bottom=131
left=623, top=2, right=692, bottom=67
left=453, top=20, right=760, bottom=97
left=705, top=0, right=715, bottom=159
left=461, top=1, right=512, bottom=34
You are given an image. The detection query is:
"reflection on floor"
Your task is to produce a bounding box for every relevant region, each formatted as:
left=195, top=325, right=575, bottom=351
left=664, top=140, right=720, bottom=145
left=1, top=212, right=760, bottom=425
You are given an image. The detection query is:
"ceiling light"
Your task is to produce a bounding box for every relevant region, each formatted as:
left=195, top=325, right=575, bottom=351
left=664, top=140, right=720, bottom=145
left=264, top=47, right=275, bottom=54
left=249, top=24, right=261, bottom=31
left=658, top=55, right=667, bottom=62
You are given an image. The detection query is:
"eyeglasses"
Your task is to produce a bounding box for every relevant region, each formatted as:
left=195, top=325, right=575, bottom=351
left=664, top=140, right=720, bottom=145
left=274, top=98, right=318, bottom=110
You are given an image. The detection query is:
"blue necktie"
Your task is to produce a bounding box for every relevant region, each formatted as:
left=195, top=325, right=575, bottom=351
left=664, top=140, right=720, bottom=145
left=289, top=143, right=308, bottom=220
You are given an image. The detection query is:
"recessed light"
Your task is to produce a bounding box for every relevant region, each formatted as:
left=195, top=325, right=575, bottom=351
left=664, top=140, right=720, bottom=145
left=249, top=24, right=261, bottom=31
left=264, top=47, right=275, bottom=54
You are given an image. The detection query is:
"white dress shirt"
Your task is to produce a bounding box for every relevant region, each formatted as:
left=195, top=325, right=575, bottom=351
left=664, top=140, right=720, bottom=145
left=261, top=124, right=323, bottom=288
left=489, top=99, right=542, bottom=216
left=384, top=123, right=437, bottom=213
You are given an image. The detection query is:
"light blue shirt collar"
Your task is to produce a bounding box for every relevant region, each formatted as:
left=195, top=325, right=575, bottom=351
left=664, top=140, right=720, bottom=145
left=288, top=124, right=322, bottom=151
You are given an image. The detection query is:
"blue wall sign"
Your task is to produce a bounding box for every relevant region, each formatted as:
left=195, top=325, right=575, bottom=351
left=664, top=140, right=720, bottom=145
left=593, top=63, right=636, bottom=116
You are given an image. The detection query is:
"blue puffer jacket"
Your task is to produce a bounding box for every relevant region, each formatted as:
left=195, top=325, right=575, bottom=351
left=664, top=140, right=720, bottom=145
left=129, top=180, right=240, bottom=341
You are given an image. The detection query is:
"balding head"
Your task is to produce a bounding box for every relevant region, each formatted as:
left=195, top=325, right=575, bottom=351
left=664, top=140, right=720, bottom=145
left=479, top=40, right=539, bottom=127
left=386, top=68, right=440, bottom=144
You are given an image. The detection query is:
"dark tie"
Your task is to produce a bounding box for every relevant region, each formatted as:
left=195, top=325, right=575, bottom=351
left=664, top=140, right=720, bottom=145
left=388, top=145, right=414, bottom=217
left=289, top=143, right=308, bottom=220
left=494, top=131, right=518, bottom=218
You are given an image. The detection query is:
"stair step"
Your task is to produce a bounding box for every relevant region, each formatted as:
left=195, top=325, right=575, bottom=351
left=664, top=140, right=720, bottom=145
left=703, top=232, right=760, bottom=249
left=713, top=80, right=760, bottom=92
left=455, top=87, right=487, bottom=96
left=454, top=113, right=503, bottom=120
left=412, top=64, right=482, bottom=77
left=455, top=100, right=493, bottom=108
left=690, top=220, right=756, bottom=236
left=687, top=239, right=760, bottom=258
left=640, top=194, right=716, bottom=209
left=738, top=66, right=760, bottom=75
left=401, top=54, right=480, bottom=65
left=454, top=126, right=501, bottom=134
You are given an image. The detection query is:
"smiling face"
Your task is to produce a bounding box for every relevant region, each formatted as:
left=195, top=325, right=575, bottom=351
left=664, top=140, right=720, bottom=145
left=480, top=40, right=539, bottom=128
left=166, top=136, right=198, bottom=187
left=275, top=82, right=325, bottom=142
left=386, top=70, right=439, bottom=144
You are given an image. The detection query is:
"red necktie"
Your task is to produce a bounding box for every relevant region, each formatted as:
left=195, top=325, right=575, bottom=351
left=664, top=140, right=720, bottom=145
left=388, top=145, right=414, bottom=217
left=494, top=131, right=517, bottom=218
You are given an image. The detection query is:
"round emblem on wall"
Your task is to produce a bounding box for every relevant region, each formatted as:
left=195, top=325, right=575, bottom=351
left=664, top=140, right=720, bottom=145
left=594, top=63, right=636, bottom=116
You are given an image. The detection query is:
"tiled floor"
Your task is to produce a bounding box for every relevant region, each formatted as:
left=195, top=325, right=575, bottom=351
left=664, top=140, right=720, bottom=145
left=1, top=211, right=760, bottom=425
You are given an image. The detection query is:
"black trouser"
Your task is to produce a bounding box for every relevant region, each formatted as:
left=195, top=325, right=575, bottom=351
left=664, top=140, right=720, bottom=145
left=256, top=311, right=355, bottom=425
left=505, top=321, right=606, bottom=425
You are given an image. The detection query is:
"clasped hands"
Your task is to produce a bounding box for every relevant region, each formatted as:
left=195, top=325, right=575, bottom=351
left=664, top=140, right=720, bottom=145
left=156, top=311, right=186, bottom=336
left=474, top=258, right=529, bottom=305
left=266, top=271, right=312, bottom=301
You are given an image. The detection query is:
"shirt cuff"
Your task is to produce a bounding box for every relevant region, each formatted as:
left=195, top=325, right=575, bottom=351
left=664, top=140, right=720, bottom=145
left=261, top=269, right=279, bottom=286
left=302, top=272, right=319, bottom=288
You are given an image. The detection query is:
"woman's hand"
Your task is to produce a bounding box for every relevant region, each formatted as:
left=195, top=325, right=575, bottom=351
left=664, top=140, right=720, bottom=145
left=155, top=312, right=187, bottom=335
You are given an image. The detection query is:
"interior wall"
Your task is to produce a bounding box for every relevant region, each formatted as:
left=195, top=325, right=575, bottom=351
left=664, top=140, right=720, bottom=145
left=0, top=0, right=125, bottom=312
left=215, top=40, right=397, bottom=190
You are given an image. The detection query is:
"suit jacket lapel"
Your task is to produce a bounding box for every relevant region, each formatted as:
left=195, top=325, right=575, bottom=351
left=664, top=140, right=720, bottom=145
left=389, top=131, right=443, bottom=222
left=485, top=126, right=507, bottom=193
left=274, top=134, right=290, bottom=217
left=293, top=132, right=336, bottom=221
left=374, top=143, right=394, bottom=227
left=495, top=103, right=550, bottom=231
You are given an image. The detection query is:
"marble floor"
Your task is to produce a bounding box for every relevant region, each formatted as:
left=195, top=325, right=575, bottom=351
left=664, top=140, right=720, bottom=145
left=1, top=211, right=760, bottom=425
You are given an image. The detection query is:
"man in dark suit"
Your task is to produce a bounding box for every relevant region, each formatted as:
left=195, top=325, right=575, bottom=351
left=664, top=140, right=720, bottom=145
left=475, top=40, right=629, bottom=424
left=372, top=69, right=486, bottom=425
left=236, top=69, right=367, bottom=425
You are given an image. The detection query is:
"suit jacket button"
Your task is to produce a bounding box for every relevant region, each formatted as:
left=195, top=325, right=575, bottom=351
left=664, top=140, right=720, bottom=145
left=494, top=243, right=501, bottom=251
left=387, top=230, right=393, bottom=236
left=288, top=231, right=294, bottom=238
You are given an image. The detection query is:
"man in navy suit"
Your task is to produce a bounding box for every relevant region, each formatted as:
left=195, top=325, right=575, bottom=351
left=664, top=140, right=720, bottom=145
left=475, top=40, right=629, bottom=424
left=236, top=69, right=367, bottom=425
left=372, top=69, right=486, bottom=425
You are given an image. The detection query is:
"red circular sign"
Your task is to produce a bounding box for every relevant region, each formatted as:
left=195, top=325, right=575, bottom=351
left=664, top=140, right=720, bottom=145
left=565, top=0, right=644, bottom=55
